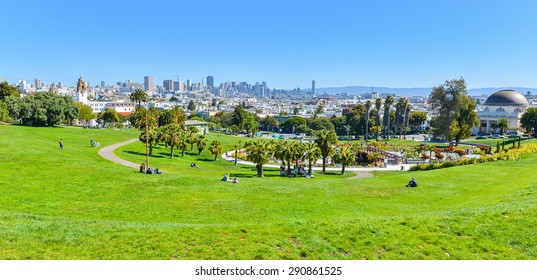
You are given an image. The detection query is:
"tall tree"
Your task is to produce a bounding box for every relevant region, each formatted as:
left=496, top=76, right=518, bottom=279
left=274, top=140, right=294, bottom=172
left=234, top=140, right=242, bottom=165
left=196, top=135, right=208, bottom=155
left=303, top=142, right=321, bottom=176
left=429, top=78, right=479, bottom=144
left=130, top=89, right=148, bottom=108
left=314, top=130, right=338, bottom=173
left=375, top=98, right=382, bottom=140
left=521, top=108, right=537, bottom=134
left=332, top=145, right=356, bottom=175
left=364, top=100, right=372, bottom=141
left=244, top=140, right=273, bottom=177
left=394, top=98, right=410, bottom=139
left=161, top=124, right=181, bottom=158
left=75, top=102, right=95, bottom=126
left=383, top=95, right=394, bottom=139
left=0, top=81, right=20, bottom=101
left=139, top=126, right=160, bottom=156
left=409, top=111, right=428, bottom=131
left=209, top=140, right=223, bottom=161
left=186, top=126, right=199, bottom=150
left=187, top=99, right=196, bottom=111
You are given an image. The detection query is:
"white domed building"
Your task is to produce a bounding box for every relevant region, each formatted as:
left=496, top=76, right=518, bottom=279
left=478, top=90, right=529, bottom=133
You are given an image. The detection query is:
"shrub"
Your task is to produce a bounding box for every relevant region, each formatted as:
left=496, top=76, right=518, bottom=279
left=454, top=149, right=466, bottom=156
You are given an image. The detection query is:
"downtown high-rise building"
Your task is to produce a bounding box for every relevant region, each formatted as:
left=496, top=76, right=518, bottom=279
left=206, top=76, right=214, bottom=88
left=144, top=76, right=154, bottom=92
left=312, top=80, right=315, bottom=96
left=186, top=79, right=191, bottom=91
left=163, top=79, right=174, bottom=91
left=101, top=81, right=105, bottom=88
left=34, top=79, right=41, bottom=90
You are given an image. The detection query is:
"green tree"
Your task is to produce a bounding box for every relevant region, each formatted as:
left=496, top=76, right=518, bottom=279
left=314, top=130, right=338, bottom=173
left=188, top=99, right=196, bottom=111
left=375, top=98, right=382, bottom=140
left=364, top=100, right=372, bottom=141
left=75, top=102, right=95, bottom=126
left=291, top=142, right=306, bottom=169
left=196, top=135, right=208, bottom=155
left=307, top=117, right=335, bottom=132
left=177, top=130, right=188, bottom=157
left=161, top=124, right=181, bottom=158
left=409, top=111, right=428, bottom=130
left=332, top=145, right=356, bottom=175
left=303, top=142, right=321, bottom=176
left=394, top=98, right=410, bottom=139
left=234, top=140, right=242, bottom=165
left=243, top=114, right=259, bottom=134
left=0, top=100, right=12, bottom=122
left=261, top=115, right=279, bottom=131
left=139, top=126, right=160, bottom=156
left=494, top=118, right=509, bottom=134
left=521, top=108, right=537, bottom=135
left=101, top=108, right=120, bottom=127
left=244, top=140, right=273, bottom=177
left=451, top=95, right=479, bottom=144
left=129, top=89, right=148, bottom=107
left=186, top=126, right=199, bottom=150
left=274, top=140, right=294, bottom=172
left=0, top=81, right=20, bottom=101
left=383, top=95, right=394, bottom=138
left=281, top=116, right=306, bottom=133
left=429, top=78, right=479, bottom=144
left=209, top=140, right=223, bottom=161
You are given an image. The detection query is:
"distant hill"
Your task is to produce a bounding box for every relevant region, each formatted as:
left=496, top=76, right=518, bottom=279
left=316, top=86, right=537, bottom=97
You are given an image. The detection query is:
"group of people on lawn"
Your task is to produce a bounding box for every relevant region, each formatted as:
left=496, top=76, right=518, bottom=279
left=280, top=164, right=314, bottom=178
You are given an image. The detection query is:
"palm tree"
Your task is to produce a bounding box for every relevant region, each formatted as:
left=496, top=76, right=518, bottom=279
left=186, top=126, right=199, bottom=150
left=395, top=97, right=410, bottom=139
left=209, top=140, right=223, bottom=161
left=274, top=140, right=294, bottom=173
left=521, top=108, right=537, bottom=135
left=494, top=118, right=509, bottom=134
left=364, top=100, right=372, bottom=141
left=161, top=124, right=181, bottom=158
left=375, top=98, right=382, bottom=140
left=177, top=130, right=188, bottom=157
left=234, top=140, right=242, bottom=165
left=244, top=140, right=273, bottom=177
left=291, top=142, right=306, bottom=169
left=303, top=142, right=321, bottom=176
left=333, top=145, right=356, bottom=175
left=383, top=95, right=394, bottom=139
left=196, top=135, right=207, bottom=155
left=139, top=126, right=160, bottom=156
left=314, top=130, right=338, bottom=173
left=130, top=89, right=148, bottom=108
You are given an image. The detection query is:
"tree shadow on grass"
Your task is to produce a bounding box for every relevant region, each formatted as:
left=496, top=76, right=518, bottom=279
left=124, top=150, right=165, bottom=158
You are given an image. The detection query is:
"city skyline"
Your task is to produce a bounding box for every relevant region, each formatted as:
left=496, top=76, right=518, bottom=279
left=1, top=0, right=537, bottom=89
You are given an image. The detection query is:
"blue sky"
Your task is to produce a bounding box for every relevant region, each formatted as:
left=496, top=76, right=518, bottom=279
left=1, top=0, right=537, bottom=89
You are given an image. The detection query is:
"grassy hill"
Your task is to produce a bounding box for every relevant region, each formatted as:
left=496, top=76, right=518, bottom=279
left=1, top=125, right=537, bottom=259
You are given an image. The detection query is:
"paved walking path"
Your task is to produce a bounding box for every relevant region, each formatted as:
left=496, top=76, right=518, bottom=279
left=98, top=138, right=140, bottom=170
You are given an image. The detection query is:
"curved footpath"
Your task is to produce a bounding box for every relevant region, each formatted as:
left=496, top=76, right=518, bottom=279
left=98, top=138, right=140, bottom=170
left=97, top=138, right=413, bottom=173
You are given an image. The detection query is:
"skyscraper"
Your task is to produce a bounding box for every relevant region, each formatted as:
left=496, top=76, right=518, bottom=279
left=186, top=79, right=191, bottom=91
left=144, top=76, right=154, bottom=92
left=101, top=81, right=105, bottom=88
left=34, top=79, right=41, bottom=90
left=312, top=80, right=315, bottom=96
left=206, top=76, right=214, bottom=88
left=163, top=80, right=173, bottom=91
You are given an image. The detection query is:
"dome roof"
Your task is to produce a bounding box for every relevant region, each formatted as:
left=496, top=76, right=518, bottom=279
left=484, top=90, right=529, bottom=106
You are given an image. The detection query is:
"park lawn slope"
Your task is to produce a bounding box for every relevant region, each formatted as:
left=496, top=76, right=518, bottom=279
left=1, top=125, right=537, bottom=259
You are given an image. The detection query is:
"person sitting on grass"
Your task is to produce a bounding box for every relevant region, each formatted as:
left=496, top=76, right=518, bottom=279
left=406, top=177, right=418, bottom=187
left=94, top=142, right=100, bottom=148
left=191, top=162, right=198, bottom=168
left=232, top=177, right=239, bottom=184
left=140, top=163, right=146, bottom=173
left=221, top=173, right=230, bottom=182
left=90, top=138, right=95, bottom=147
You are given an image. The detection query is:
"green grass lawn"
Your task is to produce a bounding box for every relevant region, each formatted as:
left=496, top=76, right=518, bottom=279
left=1, top=125, right=537, bottom=259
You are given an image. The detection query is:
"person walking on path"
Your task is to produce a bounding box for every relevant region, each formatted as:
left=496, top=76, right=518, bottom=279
left=59, top=139, right=64, bottom=150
